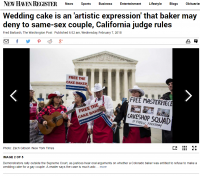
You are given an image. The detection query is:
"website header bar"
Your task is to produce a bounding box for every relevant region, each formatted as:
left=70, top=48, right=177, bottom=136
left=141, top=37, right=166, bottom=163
left=1, top=0, right=200, bottom=9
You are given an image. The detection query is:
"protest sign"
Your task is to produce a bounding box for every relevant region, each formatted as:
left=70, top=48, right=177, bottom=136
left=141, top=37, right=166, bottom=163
left=76, top=103, right=101, bottom=125
left=66, top=74, right=88, bottom=91
left=76, top=103, right=117, bottom=133
left=101, top=113, right=117, bottom=133
left=126, top=97, right=172, bottom=131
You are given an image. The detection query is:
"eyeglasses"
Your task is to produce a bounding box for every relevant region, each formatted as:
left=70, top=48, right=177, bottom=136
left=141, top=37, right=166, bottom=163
left=74, top=95, right=80, bottom=98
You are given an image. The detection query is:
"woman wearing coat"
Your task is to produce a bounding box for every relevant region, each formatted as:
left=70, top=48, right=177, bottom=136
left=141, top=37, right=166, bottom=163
left=112, top=85, right=151, bottom=143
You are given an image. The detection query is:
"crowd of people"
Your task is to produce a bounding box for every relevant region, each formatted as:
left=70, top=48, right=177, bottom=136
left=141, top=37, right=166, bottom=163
left=29, top=78, right=173, bottom=143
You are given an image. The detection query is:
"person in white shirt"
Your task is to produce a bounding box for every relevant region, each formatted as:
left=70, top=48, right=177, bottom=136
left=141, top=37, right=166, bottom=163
left=90, top=83, right=114, bottom=143
left=67, top=85, right=94, bottom=143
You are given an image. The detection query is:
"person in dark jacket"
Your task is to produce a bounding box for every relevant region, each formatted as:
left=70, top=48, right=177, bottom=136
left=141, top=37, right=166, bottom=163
left=115, top=103, right=122, bottom=129
left=113, top=104, right=122, bottom=143
left=161, top=78, right=173, bottom=143
left=111, top=85, right=151, bottom=143
left=115, top=104, right=121, bottom=114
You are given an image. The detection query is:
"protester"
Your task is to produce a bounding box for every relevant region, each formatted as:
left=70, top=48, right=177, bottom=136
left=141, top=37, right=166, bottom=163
left=90, top=83, right=114, bottom=143
left=116, top=104, right=123, bottom=129
left=113, top=104, right=122, bottom=142
left=161, top=78, right=173, bottom=143
left=111, top=85, right=151, bottom=143
left=38, top=101, right=45, bottom=112
left=36, top=91, right=68, bottom=143
left=115, top=104, right=121, bottom=114
left=113, top=112, right=120, bottom=143
left=67, top=85, right=93, bottom=143
left=29, top=84, right=43, bottom=143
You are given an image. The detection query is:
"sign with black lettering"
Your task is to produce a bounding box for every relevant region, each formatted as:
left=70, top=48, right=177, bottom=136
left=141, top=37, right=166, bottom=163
left=126, top=97, right=172, bottom=131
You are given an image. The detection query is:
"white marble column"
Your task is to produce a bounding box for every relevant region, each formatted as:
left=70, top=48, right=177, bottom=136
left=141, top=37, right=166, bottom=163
left=99, top=68, right=103, bottom=86
left=82, top=68, right=87, bottom=95
left=91, top=69, right=95, bottom=88
left=83, top=68, right=86, bottom=77
left=124, top=69, right=128, bottom=98
left=74, top=68, right=78, bottom=75
left=116, top=69, right=120, bottom=101
left=108, top=69, right=112, bottom=97
left=132, top=69, right=136, bottom=87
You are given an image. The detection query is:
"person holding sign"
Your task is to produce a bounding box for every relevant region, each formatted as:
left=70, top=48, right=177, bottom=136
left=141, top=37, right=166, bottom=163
left=67, top=85, right=94, bottom=143
left=111, top=85, right=151, bottom=143
left=161, top=78, right=173, bottom=143
left=29, top=84, right=43, bottom=143
left=36, top=91, right=68, bottom=143
left=90, top=83, right=114, bottom=143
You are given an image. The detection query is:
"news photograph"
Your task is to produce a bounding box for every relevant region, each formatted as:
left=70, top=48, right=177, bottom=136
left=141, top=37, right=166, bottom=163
left=157, top=108, right=170, bottom=117
left=131, top=105, right=142, bottom=113
left=142, top=106, right=154, bottom=114
left=3, top=48, right=199, bottom=144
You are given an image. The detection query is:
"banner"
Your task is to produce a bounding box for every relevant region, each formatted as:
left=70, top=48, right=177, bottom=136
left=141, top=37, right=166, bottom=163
left=76, top=103, right=116, bottom=133
left=126, top=97, right=172, bottom=131
left=66, top=74, right=88, bottom=91
left=76, top=103, right=102, bottom=125
left=101, top=113, right=117, bottom=133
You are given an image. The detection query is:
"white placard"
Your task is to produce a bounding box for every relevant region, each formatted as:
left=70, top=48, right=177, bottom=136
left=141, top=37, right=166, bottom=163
left=66, top=74, right=88, bottom=91
left=126, top=97, right=173, bottom=131
left=76, top=103, right=102, bottom=125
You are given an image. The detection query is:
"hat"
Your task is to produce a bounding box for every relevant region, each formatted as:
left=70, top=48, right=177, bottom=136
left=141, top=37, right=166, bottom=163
left=48, top=91, right=64, bottom=99
left=73, top=91, right=86, bottom=102
left=166, top=78, right=173, bottom=85
left=91, top=83, right=105, bottom=92
left=30, top=84, right=33, bottom=91
left=128, top=85, right=145, bottom=96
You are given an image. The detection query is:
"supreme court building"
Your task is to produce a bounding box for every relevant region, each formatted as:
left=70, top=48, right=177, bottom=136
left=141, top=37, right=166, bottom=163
left=31, top=51, right=169, bottom=107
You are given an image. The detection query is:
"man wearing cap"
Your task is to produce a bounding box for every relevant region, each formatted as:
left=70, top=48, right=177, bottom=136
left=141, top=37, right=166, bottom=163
left=36, top=91, right=68, bottom=143
left=67, top=85, right=94, bottom=143
left=161, top=78, right=173, bottom=143
left=90, top=83, right=114, bottom=143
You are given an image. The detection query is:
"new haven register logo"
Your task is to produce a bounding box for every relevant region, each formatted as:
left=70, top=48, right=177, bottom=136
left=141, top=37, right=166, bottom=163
left=4, top=1, right=57, bottom=6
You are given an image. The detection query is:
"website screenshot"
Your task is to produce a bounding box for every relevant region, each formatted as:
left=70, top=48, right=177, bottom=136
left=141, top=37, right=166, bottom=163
left=1, top=0, right=199, bottom=176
